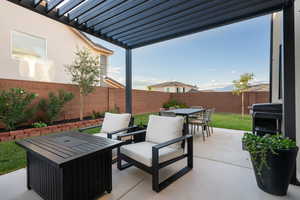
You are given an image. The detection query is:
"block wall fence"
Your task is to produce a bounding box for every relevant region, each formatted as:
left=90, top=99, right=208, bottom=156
left=0, top=79, right=269, bottom=121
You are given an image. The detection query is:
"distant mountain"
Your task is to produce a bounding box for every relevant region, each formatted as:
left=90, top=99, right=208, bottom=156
left=204, top=83, right=269, bottom=92
left=214, top=85, right=234, bottom=91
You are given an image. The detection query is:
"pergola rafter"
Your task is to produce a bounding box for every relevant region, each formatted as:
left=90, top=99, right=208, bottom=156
left=7, top=0, right=289, bottom=49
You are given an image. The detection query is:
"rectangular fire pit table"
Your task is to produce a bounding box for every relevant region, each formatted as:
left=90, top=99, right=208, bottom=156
left=16, top=131, right=122, bottom=200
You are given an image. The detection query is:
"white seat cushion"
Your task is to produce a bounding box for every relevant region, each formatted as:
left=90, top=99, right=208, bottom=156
left=93, top=132, right=118, bottom=140
left=101, top=112, right=131, bottom=133
left=146, top=115, right=184, bottom=149
left=94, top=132, right=118, bottom=157
left=120, top=142, right=184, bottom=167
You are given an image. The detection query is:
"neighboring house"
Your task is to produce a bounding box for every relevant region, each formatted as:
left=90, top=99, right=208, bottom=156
left=103, top=77, right=125, bottom=89
left=148, top=81, right=197, bottom=93
left=271, top=2, right=300, bottom=175
left=0, top=1, right=120, bottom=88
left=247, top=84, right=269, bottom=92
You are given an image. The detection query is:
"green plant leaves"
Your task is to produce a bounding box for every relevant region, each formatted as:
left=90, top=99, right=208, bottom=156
left=0, top=88, right=37, bottom=130
left=242, top=133, right=297, bottom=175
left=38, top=90, right=74, bottom=124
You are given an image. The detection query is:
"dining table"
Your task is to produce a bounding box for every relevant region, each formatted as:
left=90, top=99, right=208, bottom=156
left=164, top=108, right=205, bottom=134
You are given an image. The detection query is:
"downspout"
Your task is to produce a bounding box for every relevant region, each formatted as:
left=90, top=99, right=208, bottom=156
left=269, top=14, right=274, bottom=103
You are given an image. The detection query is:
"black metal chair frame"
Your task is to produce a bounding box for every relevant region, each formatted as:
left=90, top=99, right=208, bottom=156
left=117, top=127, right=193, bottom=192
left=79, top=117, right=138, bottom=163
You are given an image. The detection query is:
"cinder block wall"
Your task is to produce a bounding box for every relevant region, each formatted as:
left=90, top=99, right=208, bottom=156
left=171, top=91, right=269, bottom=114
left=0, top=79, right=269, bottom=121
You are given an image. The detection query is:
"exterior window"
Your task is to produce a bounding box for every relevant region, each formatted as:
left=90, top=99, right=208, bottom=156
left=11, top=31, right=46, bottom=60
left=183, top=87, right=185, bottom=93
left=176, top=88, right=179, bottom=93
left=166, top=88, right=170, bottom=92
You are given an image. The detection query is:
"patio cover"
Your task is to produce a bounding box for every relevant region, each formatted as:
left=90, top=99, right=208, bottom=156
left=7, top=0, right=290, bottom=49
left=6, top=0, right=300, bottom=184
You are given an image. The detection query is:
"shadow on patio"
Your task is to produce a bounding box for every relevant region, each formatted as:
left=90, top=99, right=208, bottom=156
left=1, top=128, right=299, bottom=200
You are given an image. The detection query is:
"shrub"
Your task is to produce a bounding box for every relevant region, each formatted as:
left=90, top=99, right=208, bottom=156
left=91, top=110, right=105, bottom=119
left=242, top=133, right=297, bottom=175
left=162, top=99, right=188, bottom=109
left=0, top=88, right=37, bottom=130
left=109, top=104, right=120, bottom=114
left=32, top=121, right=47, bottom=128
left=38, top=90, right=74, bottom=124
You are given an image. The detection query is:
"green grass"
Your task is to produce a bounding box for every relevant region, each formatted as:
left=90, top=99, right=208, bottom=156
left=0, top=141, right=26, bottom=175
left=211, top=112, right=252, bottom=131
left=0, top=112, right=251, bottom=175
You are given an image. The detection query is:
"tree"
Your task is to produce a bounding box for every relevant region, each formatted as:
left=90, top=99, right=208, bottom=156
left=65, top=47, right=101, bottom=120
left=232, top=73, right=254, bottom=118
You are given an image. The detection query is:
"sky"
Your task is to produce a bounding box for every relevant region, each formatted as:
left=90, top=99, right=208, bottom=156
left=88, top=15, right=271, bottom=90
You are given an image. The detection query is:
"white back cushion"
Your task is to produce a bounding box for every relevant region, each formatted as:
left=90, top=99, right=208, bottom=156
left=101, top=112, right=131, bottom=133
left=146, top=115, right=184, bottom=149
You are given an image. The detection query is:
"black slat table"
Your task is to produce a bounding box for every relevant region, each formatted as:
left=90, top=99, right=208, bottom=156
left=16, top=131, right=122, bottom=200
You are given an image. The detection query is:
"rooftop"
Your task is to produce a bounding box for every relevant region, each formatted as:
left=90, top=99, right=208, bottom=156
left=149, top=81, right=197, bottom=89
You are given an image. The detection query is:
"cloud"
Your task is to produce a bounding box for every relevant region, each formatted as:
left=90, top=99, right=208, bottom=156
left=107, top=68, right=166, bottom=90
left=231, top=70, right=237, bottom=74
left=197, top=81, right=232, bottom=90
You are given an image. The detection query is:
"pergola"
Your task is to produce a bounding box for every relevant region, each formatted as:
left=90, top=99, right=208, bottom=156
left=7, top=0, right=298, bottom=183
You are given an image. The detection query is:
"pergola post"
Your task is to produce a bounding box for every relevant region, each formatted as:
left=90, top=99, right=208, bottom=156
left=125, top=49, right=132, bottom=113
left=282, top=1, right=300, bottom=185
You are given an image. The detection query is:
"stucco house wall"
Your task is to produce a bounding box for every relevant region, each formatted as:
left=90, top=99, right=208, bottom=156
left=0, top=1, right=111, bottom=85
left=272, top=3, right=300, bottom=176
left=150, top=86, right=194, bottom=93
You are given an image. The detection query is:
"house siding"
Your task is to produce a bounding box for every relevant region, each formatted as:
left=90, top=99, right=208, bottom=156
left=272, top=3, right=300, bottom=176
left=0, top=1, right=109, bottom=85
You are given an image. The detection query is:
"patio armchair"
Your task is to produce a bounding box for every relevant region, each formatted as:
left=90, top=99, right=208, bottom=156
left=79, top=112, right=138, bottom=160
left=117, top=115, right=193, bottom=192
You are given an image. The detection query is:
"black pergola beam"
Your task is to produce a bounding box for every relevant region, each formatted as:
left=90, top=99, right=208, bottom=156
left=97, top=0, right=186, bottom=34
left=117, top=0, right=243, bottom=42
left=111, top=0, right=220, bottom=40
left=125, top=49, right=132, bottom=114
left=92, top=0, right=168, bottom=33
left=7, top=0, right=289, bottom=49
left=33, top=0, right=42, bottom=7
left=58, top=0, right=85, bottom=17
left=7, top=0, right=128, bottom=48
left=129, top=1, right=283, bottom=48
left=126, top=0, right=268, bottom=45
left=77, top=0, right=127, bottom=25
left=46, top=0, right=64, bottom=13
left=68, top=0, right=106, bottom=21
left=86, top=0, right=148, bottom=28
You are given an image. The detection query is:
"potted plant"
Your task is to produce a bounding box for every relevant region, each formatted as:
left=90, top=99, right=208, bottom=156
left=242, top=133, right=298, bottom=196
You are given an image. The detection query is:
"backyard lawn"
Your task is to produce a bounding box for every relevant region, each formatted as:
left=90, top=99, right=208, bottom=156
left=0, top=112, right=252, bottom=175
left=211, top=112, right=252, bottom=131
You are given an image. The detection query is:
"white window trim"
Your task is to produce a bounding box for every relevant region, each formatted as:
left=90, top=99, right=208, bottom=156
left=10, top=30, right=48, bottom=61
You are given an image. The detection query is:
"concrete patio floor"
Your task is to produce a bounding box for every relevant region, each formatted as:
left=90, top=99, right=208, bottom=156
left=1, top=128, right=300, bottom=200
